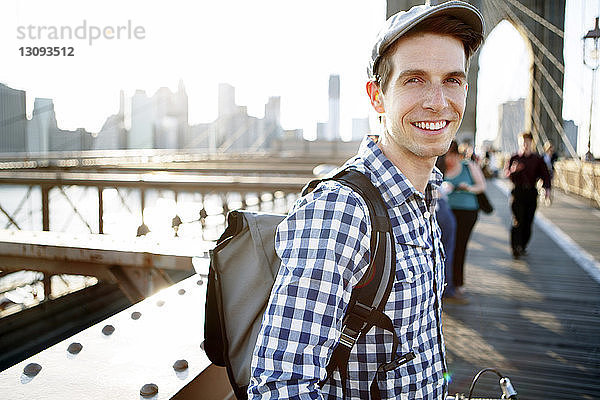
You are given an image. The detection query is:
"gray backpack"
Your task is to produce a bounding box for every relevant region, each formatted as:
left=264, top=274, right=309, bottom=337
left=204, top=169, right=399, bottom=399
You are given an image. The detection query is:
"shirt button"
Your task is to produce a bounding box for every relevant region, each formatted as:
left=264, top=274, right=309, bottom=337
left=407, top=270, right=414, bottom=282
left=424, top=211, right=431, bottom=219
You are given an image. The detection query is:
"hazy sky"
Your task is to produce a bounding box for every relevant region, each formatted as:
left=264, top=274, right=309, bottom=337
left=1, top=0, right=385, bottom=141
left=1, top=0, right=599, bottom=154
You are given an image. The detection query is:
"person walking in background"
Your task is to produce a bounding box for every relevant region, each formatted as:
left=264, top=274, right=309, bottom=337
left=543, top=141, right=558, bottom=179
left=443, top=140, right=486, bottom=294
left=436, top=154, right=467, bottom=304
left=482, top=146, right=499, bottom=178
left=505, top=132, right=551, bottom=258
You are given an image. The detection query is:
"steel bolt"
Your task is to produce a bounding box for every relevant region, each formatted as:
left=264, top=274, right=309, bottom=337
left=140, top=383, right=158, bottom=397
left=67, top=342, right=83, bottom=354
left=156, top=300, right=165, bottom=307
left=131, top=311, right=142, bottom=320
left=173, top=359, right=189, bottom=372
left=102, top=324, right=115, bottom=335
left=23, top=363, right=42, bottom=377
left=178, top=288, right=186, bottom=295
left=196, top=279, right=203, bottom=286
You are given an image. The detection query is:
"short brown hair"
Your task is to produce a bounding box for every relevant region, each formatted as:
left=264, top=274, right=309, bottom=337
left=375, top=14, right=484, bottom=92
left=521, top=132, right=533, bottom=141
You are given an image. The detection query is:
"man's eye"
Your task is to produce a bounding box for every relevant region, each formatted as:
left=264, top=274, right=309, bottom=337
left=446, top=78, right=462, bottom=85
left=405, top=77, right=421, bottom=84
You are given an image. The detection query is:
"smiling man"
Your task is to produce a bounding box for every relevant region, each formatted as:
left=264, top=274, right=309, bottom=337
left=249, top=2, right=484, bottom=399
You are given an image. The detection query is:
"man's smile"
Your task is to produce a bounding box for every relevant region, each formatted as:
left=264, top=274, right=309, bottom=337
left=411, top=120, right=449, bottom=132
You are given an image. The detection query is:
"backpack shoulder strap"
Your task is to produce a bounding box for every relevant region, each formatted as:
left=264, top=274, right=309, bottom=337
left=308, top=169, right=398, bottom=398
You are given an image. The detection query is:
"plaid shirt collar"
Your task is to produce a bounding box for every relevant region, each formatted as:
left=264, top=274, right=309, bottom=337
left=355, top=135, right=442, bottom=208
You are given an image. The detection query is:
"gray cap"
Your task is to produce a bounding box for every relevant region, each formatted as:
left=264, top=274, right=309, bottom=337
left=368, top=0, right=484, bottom=80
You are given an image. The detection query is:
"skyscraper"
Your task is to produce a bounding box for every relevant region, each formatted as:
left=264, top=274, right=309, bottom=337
left=316, top=75, right=341, bottom=141
left=265, top=96, right=281, bottom=124
left=154, top=87, right=179, bottom=149
left=218, top=83, right=236, bottom=118
left=328, top=75, right=340, bottom=141
left=175, top=80, right=189, bottom=149
left=129, top=90, right=155, bottom=149
left=27, top=98, right=57, bottom=153
left=0, top=83, right=27, bottom=153
left=497, top=99, right=525, bottom=154
left=94, top=91, right=126, bottom=150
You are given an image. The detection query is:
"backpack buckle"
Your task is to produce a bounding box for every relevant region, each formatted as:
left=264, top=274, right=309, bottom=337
left=339, top=326, right=360, bottom=348
left=339, top=302, right=375, bottom=349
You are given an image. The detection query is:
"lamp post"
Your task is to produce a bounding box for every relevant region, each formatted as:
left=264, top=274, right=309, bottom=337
left=583, top=17, right=600, bottom=161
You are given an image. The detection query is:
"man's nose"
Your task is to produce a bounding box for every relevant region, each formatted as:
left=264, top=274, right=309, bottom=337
left=422, top=84, right=448, bottom=112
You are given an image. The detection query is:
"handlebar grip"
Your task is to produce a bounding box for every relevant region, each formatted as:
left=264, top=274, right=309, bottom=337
left=500, top=377, right=518, bottom=399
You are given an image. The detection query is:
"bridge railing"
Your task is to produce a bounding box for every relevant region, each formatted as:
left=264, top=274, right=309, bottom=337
left=553, top=160, right=600, bottom=208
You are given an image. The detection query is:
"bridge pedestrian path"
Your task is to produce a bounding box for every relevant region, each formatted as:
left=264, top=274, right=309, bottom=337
left=443, top=178, right=600, bottom=399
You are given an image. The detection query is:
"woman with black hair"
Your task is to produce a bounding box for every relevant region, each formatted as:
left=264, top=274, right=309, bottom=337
left=443, top=141, right=486, bottom=293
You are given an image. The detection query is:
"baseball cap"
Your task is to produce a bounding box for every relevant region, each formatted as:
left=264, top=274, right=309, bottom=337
left=368, top=0, right=485, bottom=81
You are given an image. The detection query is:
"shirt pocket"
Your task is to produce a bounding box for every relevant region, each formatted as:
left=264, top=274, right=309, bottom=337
left=389, top=242, right=433, bottom=335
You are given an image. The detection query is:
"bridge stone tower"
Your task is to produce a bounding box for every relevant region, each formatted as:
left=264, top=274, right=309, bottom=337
left=385, top=0, right=566, bottom=154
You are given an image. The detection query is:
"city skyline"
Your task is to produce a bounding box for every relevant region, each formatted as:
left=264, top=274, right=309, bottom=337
left=1, top=75, right=371, bottom=153
left=1, top=1, right=599, bottom=155
left=0, top=0, right=385, bottom=143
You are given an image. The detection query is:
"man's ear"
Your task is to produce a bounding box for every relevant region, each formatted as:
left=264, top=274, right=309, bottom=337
left=366, top=81, right=385, bottom=114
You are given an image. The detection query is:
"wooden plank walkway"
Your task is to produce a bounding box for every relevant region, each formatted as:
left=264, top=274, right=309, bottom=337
left=537, top=189, right=600, bottom=264
left=444, top=180, right=600, bottom=399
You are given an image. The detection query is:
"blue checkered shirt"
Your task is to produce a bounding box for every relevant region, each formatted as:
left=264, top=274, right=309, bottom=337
left=249, top=137, right=447, bottom=399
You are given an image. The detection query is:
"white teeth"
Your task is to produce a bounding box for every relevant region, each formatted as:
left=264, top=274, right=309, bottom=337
left=415, top=121, right=446, bottom=130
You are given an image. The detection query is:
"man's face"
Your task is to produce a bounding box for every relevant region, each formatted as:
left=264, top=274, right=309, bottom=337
left=520, top=137, right=533, bottom=152
left=376, top=33, right=467, bottom=160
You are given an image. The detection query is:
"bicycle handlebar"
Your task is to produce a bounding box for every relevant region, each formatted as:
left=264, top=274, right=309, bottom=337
left=447, top=371, right=517, bottom=400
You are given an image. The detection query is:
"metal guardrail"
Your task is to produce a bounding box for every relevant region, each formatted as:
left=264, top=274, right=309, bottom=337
left=0, top=170, right=310, bottom=193
left=553, top=160, right=600, bottom=208
left=0, top=229, right=210, bottom=302
left=0, top=272, right=234, bottom=400
left=0, top=142, right=360, bottom=169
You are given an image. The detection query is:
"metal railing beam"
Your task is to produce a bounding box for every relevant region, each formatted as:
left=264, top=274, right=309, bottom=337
left=0, top=274, right=233, bottom=400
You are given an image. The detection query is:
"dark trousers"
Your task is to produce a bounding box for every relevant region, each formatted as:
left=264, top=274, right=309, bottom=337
left=510, top=187, right=538, bottom=251
left=437, top=198, right=456, bottom=296
left=451, top=209, right=478, bottom=288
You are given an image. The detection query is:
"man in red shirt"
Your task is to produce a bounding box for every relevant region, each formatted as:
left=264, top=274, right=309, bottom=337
left=505, top=132, right=551, bottom=258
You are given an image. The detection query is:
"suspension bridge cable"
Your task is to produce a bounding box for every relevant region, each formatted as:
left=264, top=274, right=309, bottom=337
left=531, top=51, right=564, bottom=98
left=217, top=116, right=256, bottom=153
left=530, top=102, right=552, bottom=152
left=3, top=186, right=33, bottom=230
left=484, top=1, right=565, bottom=95
left=530, top=78, right=580, bottom=159
left=503, top=0, right=564, bottom=38
left=481, top=0, right=579, bottom=159
left=58, top=186, right=94, bottom=233
left=249, top=124, right=278, bottom=153
left=488, top=0, right=565, bottom=74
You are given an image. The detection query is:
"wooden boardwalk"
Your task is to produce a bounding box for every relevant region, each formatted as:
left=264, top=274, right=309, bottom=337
left=444, top=180, right=600, bottom=399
